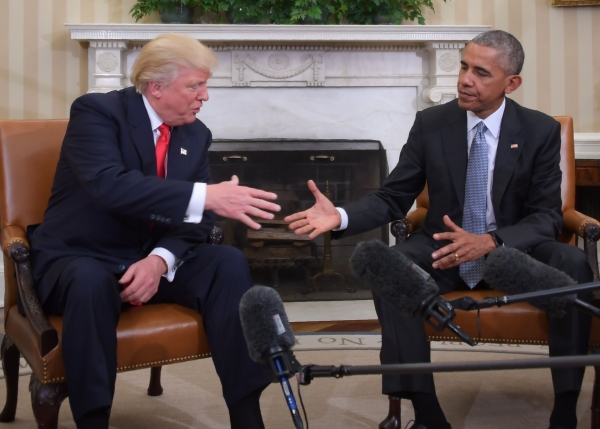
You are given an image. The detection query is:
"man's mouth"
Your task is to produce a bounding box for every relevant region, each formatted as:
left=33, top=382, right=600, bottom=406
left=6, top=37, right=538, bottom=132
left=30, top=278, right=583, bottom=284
left=458, top=90, right=476, bottom=99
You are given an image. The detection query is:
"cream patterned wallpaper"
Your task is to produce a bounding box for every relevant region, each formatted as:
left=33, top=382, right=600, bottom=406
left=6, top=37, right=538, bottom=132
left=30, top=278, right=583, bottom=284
left=0, top=0, right=599, bottom=132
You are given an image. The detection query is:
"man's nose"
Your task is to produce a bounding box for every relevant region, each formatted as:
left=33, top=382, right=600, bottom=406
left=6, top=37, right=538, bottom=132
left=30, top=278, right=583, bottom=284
left=459, top=72, right=473, bottom=86
left=198, top=88, right=209, bottom=101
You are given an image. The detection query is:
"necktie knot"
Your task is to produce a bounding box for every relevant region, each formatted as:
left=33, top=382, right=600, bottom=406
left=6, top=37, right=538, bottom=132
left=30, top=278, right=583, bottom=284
left=158, top=123, right=170, bottom=137
left=475, top=121, right=487, bottom=135
left=156, top=123, right=171, bottom=178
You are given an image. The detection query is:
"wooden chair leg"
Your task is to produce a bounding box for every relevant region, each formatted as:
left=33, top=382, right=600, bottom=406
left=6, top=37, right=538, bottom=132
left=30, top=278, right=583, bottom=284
left=29, top=374, right=68, bottom=429
left=0, top=335, right=20, bottom=422
left=147, top=366, right=163, bottom=396
left=592, top=365, right=600, bottom=429
left=379, top=395, right=401, bottom=429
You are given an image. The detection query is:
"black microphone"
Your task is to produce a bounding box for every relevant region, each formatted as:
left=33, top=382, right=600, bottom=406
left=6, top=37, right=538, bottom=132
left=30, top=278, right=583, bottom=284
left=349, top=240, right=475, bottom=346
left=482, top=247, right=578, bottom=318
left=239, top=285, right=304, bottom=429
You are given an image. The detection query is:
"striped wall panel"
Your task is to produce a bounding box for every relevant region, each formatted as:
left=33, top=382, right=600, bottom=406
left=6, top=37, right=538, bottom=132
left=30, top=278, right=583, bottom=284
left=0, top=0, right=599, bottom=132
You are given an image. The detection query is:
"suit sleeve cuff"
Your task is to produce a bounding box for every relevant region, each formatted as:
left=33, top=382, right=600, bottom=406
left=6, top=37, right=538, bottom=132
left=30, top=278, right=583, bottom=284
left=149, top=247, right=179, bottom=282
left=334, top=207, right=348, bottom=231
left=184, top=182, right=206, bottom=224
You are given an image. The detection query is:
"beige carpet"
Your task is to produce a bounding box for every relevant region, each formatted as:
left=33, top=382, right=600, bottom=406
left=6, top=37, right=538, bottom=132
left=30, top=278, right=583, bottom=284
left=1, top=339, right=595, bottom=429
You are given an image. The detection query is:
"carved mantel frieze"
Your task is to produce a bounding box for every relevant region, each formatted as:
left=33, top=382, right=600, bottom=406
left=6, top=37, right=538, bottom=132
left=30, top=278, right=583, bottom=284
left=89, top=40, right=129, bottom=93
left=66, top=24, right=489, bottom=103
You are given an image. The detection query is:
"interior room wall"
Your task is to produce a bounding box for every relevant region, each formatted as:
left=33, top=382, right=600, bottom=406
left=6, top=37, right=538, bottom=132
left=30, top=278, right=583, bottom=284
left=0, top=0, right=599, bottom=132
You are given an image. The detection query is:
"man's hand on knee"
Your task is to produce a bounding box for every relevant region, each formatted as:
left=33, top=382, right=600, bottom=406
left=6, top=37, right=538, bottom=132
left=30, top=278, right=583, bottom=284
left=431, top=215, right=497, bottom=270
left=118, top=255, right=166, bottom=303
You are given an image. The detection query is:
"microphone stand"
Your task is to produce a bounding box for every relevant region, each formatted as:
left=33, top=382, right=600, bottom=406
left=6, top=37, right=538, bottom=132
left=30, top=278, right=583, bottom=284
left=451, top=280, right=600, bottom=320
left=296, top=353, right=600, bottom=385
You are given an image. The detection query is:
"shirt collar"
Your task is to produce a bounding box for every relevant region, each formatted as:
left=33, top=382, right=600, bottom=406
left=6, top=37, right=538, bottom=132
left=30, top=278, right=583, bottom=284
left=466, top=98, right=506, bottom=139
left=142, top=94, right=164, bottom=131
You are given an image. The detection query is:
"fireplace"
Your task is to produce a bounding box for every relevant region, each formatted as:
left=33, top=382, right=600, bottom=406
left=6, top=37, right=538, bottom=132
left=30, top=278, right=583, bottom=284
left=66, top=24, right=491, bottom=306
left=209, top=140, right=387, bottom=301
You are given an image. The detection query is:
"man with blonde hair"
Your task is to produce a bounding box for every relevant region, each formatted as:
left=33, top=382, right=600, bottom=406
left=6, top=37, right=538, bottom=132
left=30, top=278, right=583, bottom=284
left=30, top=34, right=278, bottom=429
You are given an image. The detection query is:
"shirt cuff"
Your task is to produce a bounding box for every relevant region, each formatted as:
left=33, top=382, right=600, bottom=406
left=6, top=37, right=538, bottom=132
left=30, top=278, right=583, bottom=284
left=149, top=247, right=179, bottom=282
left=334, top=207, right=348, bottom=231
left=184, top=182, right=206, bottom=224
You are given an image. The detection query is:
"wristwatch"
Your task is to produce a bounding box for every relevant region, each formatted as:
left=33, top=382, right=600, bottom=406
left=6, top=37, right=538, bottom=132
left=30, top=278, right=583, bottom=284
left=487, top=231, right=502, bottom=248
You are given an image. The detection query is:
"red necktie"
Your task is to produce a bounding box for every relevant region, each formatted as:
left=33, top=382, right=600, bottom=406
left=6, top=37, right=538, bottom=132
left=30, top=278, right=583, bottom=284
left=156, top=123, right=170, bottom=178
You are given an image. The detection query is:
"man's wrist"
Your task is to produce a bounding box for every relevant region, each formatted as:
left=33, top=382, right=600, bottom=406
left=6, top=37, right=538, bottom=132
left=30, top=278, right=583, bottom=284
left=487, top=231, right=501, bottom=248
left=149, top=255, right=168, bottom=274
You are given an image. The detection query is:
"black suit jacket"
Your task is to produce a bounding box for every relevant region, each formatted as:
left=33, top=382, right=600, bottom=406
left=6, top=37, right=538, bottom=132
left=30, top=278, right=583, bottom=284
left=31, top=87, right=216, bottom=304
left=337, top=98, right=563, bottom=251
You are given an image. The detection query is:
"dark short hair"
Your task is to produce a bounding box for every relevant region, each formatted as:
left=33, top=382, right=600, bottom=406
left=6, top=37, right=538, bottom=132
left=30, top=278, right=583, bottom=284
left=470, top=30, right=525, bottom=75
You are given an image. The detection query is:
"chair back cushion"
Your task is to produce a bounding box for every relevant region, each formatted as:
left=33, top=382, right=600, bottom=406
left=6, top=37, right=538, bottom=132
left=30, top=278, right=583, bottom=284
left=0, top=120, right=67, bottom=311
left=0, top=120, right=66, bottom=230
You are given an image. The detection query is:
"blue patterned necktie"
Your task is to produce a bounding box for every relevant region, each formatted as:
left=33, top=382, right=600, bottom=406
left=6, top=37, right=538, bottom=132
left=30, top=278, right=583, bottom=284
left=459, top=121, right=488, bottom=288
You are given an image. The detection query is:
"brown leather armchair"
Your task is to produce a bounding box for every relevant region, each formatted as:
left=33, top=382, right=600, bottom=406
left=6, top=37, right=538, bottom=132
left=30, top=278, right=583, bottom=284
left=0, top=120, right=223, bottom=428
left=381, top=116, right=600, bottom=429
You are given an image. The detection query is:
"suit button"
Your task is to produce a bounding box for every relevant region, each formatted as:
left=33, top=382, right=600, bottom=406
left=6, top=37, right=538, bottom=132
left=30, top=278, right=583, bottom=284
left=118, top=264, right=126, bottom=271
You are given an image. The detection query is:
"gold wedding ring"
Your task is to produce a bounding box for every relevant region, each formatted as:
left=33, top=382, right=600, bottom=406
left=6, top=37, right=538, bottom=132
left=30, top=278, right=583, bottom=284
left=454, top=253, right=459, bottom=261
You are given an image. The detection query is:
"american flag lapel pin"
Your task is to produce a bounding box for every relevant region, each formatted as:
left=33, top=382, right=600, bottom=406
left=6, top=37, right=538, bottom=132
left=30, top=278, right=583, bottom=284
left=181, top=148, right=187, bottom=155
left=511, top=144, right=518, bottom=149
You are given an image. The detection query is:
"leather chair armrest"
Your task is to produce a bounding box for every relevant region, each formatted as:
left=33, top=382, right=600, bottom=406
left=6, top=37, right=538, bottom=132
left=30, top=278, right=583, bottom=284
left=390, top=207, right=428, bottom=244
left=563, top=209, right=600, bottom=281
left=563, top=208, right=600, bottom=240
left=1, top=225, right=29, bottom=255
left=0, top=226, right=58, bottom=356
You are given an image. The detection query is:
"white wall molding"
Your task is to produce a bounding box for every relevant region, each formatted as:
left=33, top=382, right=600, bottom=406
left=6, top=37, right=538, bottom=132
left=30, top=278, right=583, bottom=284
left=575, top=133, right=600, bottom=159
left=65, top=24, right=490, bottom=43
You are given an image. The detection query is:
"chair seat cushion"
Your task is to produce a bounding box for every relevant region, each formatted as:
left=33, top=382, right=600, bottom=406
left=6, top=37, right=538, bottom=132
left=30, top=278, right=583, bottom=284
left=5, top=303, right=210, bottom=384
left=424, top=290, right=600, bottom=347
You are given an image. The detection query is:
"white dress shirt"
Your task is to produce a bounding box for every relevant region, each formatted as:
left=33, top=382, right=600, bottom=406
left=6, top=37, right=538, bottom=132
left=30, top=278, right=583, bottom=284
left=142, top=95, right=208, bottom=281
left=335, top=98, right=506, bottom=233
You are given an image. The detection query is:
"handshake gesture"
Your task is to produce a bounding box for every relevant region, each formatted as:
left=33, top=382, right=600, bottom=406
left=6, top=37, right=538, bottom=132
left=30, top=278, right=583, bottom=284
left=284, top=180, right=342, bottom=239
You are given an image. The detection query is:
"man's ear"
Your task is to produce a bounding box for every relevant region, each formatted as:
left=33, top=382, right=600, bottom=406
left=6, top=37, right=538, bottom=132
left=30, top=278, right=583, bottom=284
left=504, top=75, right=522, bottom=95
left=147, top=81, right=163, bottom=99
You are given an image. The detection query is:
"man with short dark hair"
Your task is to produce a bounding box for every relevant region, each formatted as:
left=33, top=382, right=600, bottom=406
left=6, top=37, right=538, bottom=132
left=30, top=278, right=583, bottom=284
left=31, top=34, right=278, bottom=429
left=286, top=30, right=592, bottom=429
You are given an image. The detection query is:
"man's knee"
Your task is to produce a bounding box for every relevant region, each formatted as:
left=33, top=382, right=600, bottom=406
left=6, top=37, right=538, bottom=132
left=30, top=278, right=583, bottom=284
left=532, top=243, right=593, bottom=285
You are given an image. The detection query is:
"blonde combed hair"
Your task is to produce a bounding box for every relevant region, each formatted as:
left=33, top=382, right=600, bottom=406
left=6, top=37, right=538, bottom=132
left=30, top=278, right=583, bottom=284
left=130, top=33, right=218, bottom=93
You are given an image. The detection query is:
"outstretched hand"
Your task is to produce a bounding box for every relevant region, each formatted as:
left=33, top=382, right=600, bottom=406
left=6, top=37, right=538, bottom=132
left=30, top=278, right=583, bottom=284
left=431, top=215, right=496, bottom=270
left=205, top=175, right=281, bottom=230
left=284, top=180, right=342, bottom=240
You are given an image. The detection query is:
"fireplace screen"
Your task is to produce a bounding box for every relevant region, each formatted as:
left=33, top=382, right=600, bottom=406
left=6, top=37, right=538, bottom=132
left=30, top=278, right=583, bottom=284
left=208, top=140, right=388, bottom=302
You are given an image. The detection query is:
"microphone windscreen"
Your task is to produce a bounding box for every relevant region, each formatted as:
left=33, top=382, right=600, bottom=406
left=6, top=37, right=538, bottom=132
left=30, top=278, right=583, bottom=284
left=239, top=285, right=296, bottom=363
left=483, top=247, right=575, bottom=317
left=350, top=240, right=438, bottom=317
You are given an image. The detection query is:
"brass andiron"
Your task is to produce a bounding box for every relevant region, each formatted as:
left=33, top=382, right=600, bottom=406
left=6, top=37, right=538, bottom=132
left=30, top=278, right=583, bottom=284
left=307, top=181, right=353, bottom=294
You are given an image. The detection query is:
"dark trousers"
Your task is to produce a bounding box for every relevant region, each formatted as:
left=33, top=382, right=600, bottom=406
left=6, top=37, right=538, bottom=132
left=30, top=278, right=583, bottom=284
left=374, top=232, right=594, bottom=396
left=42, top=244, right=272, bottom=422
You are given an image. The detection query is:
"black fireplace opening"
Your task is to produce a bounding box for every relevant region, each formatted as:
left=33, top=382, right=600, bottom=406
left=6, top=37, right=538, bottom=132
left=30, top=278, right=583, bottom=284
left=208, top=140, right=388, bottom=302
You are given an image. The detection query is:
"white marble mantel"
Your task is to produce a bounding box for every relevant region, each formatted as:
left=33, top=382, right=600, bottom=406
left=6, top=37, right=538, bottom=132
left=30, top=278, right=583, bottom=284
left=66, top=23, right=489, bottom=43
left=67, top=24, right=491, bottom=160
left=65, top=24, right=600, bottom=160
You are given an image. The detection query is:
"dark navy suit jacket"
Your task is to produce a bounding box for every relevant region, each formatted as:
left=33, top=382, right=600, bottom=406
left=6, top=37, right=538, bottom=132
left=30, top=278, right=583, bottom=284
left=31, top=87, right=216, bottom=305
left=335, top=98, right=563, bottom=251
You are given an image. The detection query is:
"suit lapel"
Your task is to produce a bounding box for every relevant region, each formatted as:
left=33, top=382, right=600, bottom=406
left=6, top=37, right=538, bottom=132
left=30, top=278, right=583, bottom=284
left=166, top=125, right=191, bottom=180
left=492, top=99, right=524, bottom=210
left=441, top=105, right=469, bottom=208
left=126, top=89, right=157, bottom=176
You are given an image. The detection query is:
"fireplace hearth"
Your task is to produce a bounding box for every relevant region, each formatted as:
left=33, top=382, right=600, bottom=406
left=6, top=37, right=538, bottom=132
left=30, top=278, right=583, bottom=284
left=209, top=139, right=387, bottom=301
